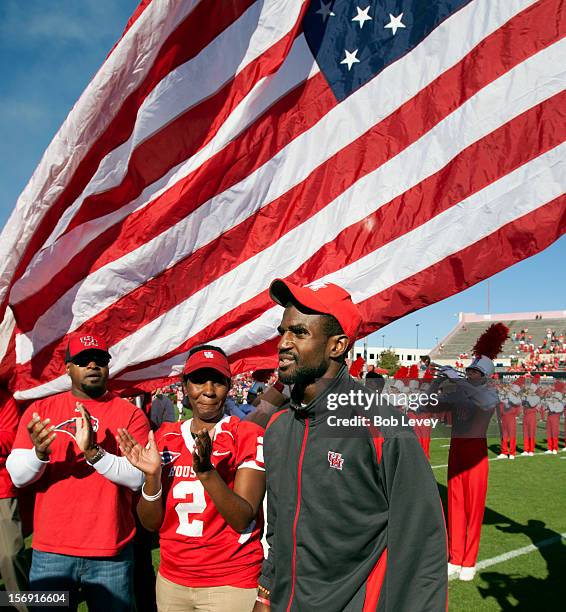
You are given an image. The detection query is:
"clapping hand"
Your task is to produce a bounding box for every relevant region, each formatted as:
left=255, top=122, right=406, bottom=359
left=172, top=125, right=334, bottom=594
left=27, top=413, right=56, bottom=461
left=75, top=402, right=96, bottom=453
left=192, top=429, right=214, bottom=474
left=117, top=429, right=162, bottom=477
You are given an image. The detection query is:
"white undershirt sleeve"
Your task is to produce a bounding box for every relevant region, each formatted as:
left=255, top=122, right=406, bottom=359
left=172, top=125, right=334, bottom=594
left=92, top=452, right=144, bottom=491
left=6, top=448, right=49, bottom=488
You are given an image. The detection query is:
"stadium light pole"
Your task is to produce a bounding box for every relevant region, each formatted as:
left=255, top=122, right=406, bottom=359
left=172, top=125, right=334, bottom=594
left=416, top=323, right=420, bottom=349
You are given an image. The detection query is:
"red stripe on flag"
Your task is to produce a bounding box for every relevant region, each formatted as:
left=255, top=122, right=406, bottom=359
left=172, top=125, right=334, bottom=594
left=355, top=193, right=566, bottom=336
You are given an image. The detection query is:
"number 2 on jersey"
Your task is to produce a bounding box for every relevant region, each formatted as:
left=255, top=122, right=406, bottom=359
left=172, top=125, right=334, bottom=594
left=173, top=480, right=206, bottom=537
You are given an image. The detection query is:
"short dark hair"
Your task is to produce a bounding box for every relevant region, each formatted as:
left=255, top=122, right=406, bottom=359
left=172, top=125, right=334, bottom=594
left=320, top=314, right=348, bottom=362
left=320, top=314, right=344, bottom=338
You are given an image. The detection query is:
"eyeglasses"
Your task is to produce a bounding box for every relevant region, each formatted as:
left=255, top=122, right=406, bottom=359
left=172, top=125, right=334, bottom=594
left=71, top=353, right=110, bottom=368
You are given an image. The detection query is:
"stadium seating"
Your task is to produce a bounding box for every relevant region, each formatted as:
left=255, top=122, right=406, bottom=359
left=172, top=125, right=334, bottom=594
left=430, top=315, right=566, bottom=366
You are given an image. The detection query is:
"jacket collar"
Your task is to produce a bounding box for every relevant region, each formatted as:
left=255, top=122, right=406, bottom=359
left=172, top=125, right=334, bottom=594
left=289, top=364, right=351, bottom=422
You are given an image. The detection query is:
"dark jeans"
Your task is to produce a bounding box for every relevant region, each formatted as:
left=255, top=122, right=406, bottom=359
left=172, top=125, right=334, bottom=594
left=29, top=544, right=133, bottom=611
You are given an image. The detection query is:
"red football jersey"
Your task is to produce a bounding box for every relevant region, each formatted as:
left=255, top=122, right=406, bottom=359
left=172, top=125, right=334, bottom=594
left=156, top=415, right=265, bottom=588
left=0, top=390, right=19, bottom=499
left=12, top=391, right=149, bottom=556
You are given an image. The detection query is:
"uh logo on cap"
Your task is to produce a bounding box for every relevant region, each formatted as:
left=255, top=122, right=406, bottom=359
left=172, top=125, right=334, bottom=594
left=307, top=280, right=329, bottom=292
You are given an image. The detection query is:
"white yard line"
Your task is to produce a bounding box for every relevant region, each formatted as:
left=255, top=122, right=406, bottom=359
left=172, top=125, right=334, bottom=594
left=448, top=532, right=566, bottom=580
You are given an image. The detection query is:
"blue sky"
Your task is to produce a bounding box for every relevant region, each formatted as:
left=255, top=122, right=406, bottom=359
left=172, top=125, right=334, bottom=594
left=1, top=0, right=564, bottom=350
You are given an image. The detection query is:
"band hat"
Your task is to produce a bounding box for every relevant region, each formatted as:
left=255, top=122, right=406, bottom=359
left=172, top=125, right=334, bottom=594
left=269, top=279, right=362, bottom=346
left=466, top=355, right=495, bottom=377
left=65, top=333, right=111, bottom=363
left=183, top=348, right=231, bottom=379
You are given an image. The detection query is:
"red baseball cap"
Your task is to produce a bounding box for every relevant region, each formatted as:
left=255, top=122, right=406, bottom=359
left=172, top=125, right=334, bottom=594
left=269, top=279, right=362, bottom=344
left=183, top=347, right=232, bottom=379
left=65, top=333, right=111, bottom=362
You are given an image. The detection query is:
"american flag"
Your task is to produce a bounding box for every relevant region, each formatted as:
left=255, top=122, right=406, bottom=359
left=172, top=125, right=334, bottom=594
left=0, top=0, right=564, bottom=400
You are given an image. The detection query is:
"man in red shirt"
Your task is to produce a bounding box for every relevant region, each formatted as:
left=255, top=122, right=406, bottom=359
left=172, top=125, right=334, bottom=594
left=0, top=386, right=29, bottom=609
left=6, top=334, right=149, bottom=611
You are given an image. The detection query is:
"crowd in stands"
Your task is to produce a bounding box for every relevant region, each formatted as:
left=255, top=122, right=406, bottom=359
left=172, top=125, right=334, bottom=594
left=508, top=326, right=566, bottom=372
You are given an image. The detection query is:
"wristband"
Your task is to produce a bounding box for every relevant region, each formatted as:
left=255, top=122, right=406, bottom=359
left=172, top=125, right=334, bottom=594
left=141, top=482, right=163, bottom=501
left=86, top=445, right=106, bottom=466
left=256, top=596, right=270, bottom=606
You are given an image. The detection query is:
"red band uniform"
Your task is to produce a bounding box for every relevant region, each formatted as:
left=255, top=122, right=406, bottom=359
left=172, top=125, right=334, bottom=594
left=500, top=396, right=521, bottom=458
left=522, top=395, right=539, bottom=455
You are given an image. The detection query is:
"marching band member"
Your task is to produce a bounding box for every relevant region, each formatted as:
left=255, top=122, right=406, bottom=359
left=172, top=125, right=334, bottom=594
left=498, top=391, right=521, bottom=460
left=545, top=384, right=564, bottom=454
left=522, top=393, right=539, bottom=456
left=431, top=323, right=508, bottom=581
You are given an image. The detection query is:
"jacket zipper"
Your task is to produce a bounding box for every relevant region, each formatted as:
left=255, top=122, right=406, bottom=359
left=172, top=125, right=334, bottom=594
left=286, top=418, right=310, bottom=612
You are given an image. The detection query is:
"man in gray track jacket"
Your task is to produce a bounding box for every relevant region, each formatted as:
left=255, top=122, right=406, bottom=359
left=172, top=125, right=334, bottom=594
left=253, top=279, right=447, bottom=612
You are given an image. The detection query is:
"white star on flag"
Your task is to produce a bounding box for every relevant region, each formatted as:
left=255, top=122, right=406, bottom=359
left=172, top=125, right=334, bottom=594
left=316, top=0, right=335, bottom=21
left=340, top=49, right=360, bottom=71
left=384, top=13, right=406, bottom=36
left=352, top=6, right=372, bottom=29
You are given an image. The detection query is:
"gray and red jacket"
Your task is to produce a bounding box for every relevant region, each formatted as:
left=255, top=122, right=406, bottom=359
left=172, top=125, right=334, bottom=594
left=259, top=366, right=447, bottom=611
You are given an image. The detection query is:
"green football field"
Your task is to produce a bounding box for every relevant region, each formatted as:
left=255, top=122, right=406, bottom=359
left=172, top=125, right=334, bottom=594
left=3, top=424, right=565, bottom=611
left=429, top=431, right=566, bottom=611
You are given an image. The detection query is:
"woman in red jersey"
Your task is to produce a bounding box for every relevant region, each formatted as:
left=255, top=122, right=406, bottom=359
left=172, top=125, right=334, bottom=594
left=118, top=345, right=266, bottom=612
